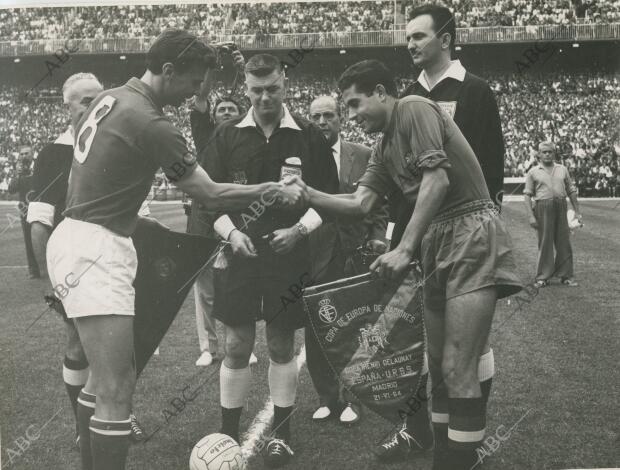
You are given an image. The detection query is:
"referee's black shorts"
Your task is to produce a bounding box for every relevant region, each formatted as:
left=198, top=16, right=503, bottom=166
left=213, top=237, right=310, bottom=331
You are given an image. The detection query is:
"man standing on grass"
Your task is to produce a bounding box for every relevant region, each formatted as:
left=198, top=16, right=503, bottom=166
left=46, top=31, right=306, bottom=470
left=207, top=54, right=339, bottom=468
left=524, top=141, right=581, bottom=287
left=300, top=60, right=522, bottom=470
left=9, top=146, right=39, bottom=278
left=382, top=4, right=506, bottom=461
left=27, top=73, right=146, bottom=450
left=306, top=95, right=389, bottom=426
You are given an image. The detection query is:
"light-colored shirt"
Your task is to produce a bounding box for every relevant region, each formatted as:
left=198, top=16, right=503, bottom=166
left=417, top=59, right=466, bottom=92
left=524, top=163, right=577, bottom=200
left=332, top=137, right=341, bottom=176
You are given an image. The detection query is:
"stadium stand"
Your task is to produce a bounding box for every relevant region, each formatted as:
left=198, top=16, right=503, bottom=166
left=1, top=72, right=618, bottom=199
left=1, top=0, right=619, bottom=41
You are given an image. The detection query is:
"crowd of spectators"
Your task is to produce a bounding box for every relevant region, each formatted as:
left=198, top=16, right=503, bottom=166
left=415, top=0, right=620, bottom=27
left=229, top=2, right=393, bottom=35
left=1, top=72, right=618, bottom=199
left=2, top=1, right=620, bottom=41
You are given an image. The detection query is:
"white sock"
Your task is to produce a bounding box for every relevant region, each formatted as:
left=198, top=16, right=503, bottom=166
left=268, top=358, right=298, bottom=407
left=478, top=348, right=495, bottom=382
left=220, top=364, right=251, bottom=408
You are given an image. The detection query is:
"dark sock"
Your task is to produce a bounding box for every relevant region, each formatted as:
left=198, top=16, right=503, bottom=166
left=272, top=405, right=293, bottom=441
left=405, top=373, right=433, bottom=448
left=220, top=407, right=242, bottom=443
left=480, top=378, right=493, bottom=404
left=77, top=390, right=96, bottom=470
left=431, top=380, right=449, bottom=470
left=446, top=397, right=486, bottom=470
left=63, top=356, right=89, bottom=434
left=90, top=416, right=131, bottom=470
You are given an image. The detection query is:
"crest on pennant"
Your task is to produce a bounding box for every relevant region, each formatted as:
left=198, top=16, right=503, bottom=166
left=318, top=298, right=337, bottom=323
left=358, top=322, right=390, bottom=354
left=232, top=170, right=248, bottom=185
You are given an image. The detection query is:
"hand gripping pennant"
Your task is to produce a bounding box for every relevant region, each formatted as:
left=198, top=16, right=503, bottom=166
left=303, top=264, right=426, bottom=424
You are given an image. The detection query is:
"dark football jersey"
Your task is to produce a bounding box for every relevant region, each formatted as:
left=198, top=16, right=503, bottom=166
left=64, top=77, right=197, bottom=236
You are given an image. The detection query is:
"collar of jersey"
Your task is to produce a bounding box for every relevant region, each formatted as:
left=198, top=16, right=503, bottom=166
left=54, top=127, right=74, bottom=147
left=235, top=104, right=301, bottom=131
left=126, top=77, right=163, bottom=112
left=417, top=59, right=466, bottom=92
left=537, top=162, right=558, bottom=170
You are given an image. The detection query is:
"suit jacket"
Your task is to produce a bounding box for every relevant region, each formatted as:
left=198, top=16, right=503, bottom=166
left=310, top=140, right=389, bottom=282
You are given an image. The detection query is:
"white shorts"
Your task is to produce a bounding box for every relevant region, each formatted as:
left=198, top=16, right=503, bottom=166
left=46, top=218, right=138, bottom=318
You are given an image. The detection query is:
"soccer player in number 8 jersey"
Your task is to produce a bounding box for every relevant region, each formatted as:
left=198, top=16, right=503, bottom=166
left=46, top=30, right=306, bottom=470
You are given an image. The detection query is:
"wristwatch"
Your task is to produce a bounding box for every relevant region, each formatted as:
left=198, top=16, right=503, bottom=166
left=295, top=222, right=308, bottom=237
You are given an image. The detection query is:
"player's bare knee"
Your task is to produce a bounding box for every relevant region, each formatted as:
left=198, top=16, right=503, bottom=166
left=266, top=332, right=294, bottom=364
left=95, top=371, right=136, bottom=409
left=224, top=340, right=252, bottom=367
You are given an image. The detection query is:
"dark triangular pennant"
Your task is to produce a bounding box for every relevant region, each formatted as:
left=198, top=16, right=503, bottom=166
left=131, top=217, right=218, bottom=375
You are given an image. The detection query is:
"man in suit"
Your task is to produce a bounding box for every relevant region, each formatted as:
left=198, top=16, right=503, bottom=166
left=306, top=95, right=389, bottom=424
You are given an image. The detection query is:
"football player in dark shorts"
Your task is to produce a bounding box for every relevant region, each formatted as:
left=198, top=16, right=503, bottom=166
left=46, top=31, right=306, bottom=470
left=205, top=54, right=339, bottom=468
left=299, top=60, right=523, bottom=470
left=383, top=4, right=507, bottom=461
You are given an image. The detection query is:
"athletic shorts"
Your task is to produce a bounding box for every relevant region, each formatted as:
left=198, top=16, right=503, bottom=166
left=46, top=217, right=138, bottom=318
left=421, top=200, right=523, bottom=309
left=213, top=237, right=310, bottom=331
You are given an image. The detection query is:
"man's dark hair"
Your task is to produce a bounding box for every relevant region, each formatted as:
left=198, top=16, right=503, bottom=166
left=146, top=29, right=217, bottom=75
left=213, top=97, right=243, bottom=117
left=244, top=54, right=283, bottom=77
left=338, top=60, right=397, bottom=97
left=410, top=4, right=457, bottom=52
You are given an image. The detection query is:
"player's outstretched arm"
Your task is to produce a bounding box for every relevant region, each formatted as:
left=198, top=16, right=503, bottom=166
left=175, top=165, right=306, bottom=212
left=304, top=179, right=380, bottom=219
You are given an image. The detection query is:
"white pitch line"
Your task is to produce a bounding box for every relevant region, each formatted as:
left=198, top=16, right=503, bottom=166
left=0, top=265, right=27, bottom=269
left=240, top=346, right=307, bottom=460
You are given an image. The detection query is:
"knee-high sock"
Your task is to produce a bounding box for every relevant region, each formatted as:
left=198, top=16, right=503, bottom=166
left=268, top=358, right=298, bottom=441
left=478, top=349, right=495, bottom=405
left=430, top=378, right=449, bottom=470
left=63, top=356, right=89, bottom=433
left=77, top=390, right=96, bottom=470
left=446, top=397, right=486, bottom=470
left=219, top=364, right=251, bottom=442
left=90, top=416, right=131, bottom=470
left=406, top=353, right=433, bottom=448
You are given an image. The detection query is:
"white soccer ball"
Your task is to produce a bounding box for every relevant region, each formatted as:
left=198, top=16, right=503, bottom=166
left=189, top=433, right=246, bottom=470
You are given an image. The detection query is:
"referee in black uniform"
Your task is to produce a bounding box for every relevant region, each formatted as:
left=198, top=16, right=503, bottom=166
left=378, top=4, right=504, bottom=463
left=205, top=54, right=339, bottom=468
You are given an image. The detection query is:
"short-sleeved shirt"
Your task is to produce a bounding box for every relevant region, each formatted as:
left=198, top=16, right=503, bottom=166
left=64, top=77, right=197, bottom=236
left=523, top=163, right=577, bottom=200
left=358, top=96, right=489, bottom=215
left=203, top=105, right=339, bottom=238
left=402, top=62, right=505, bottom=201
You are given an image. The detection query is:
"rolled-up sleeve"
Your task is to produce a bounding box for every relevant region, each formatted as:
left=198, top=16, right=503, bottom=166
left=398, top=100, right=451, bottom=175
left=523, top=171, right=535, bottom=196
